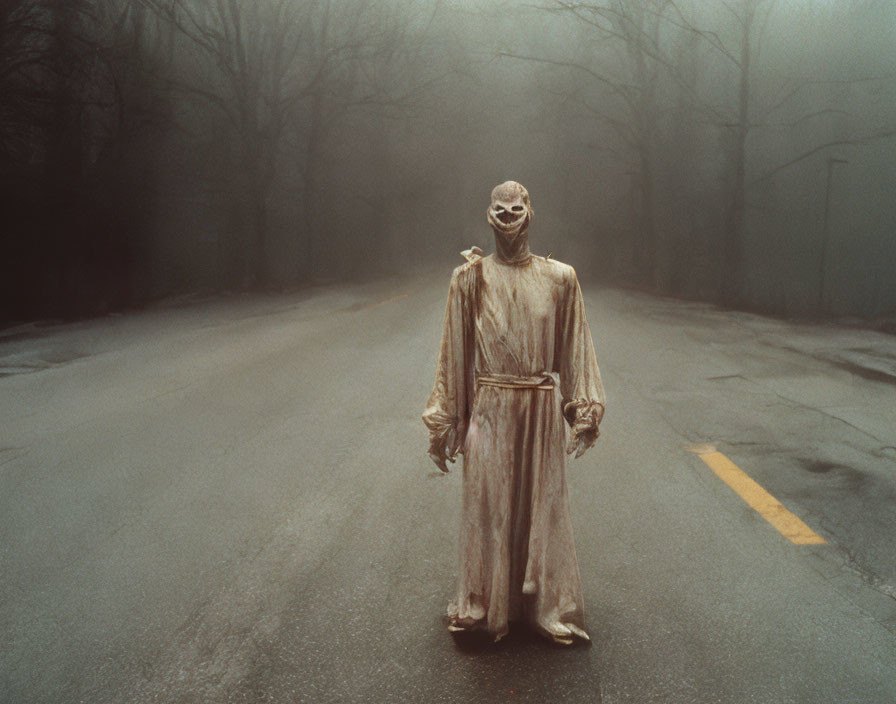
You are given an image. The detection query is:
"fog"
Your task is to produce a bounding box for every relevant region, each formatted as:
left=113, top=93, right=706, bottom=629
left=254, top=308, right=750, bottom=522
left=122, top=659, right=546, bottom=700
left=2, top=0, right=894, bottom=323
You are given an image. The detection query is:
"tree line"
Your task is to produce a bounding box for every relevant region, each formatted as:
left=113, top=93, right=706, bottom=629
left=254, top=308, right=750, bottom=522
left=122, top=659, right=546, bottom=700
left=1, top=0, right=894, bottom=323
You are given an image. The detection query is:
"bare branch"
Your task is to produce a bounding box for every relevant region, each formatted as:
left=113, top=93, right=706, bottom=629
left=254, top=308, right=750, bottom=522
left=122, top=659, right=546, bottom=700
left=495, top=51, right=638, bottom=112
left=764, top=73, right=896, bottom=116
left=752, top=108, right=851, bottom=129
left=748, top=129, right=896, bottom=186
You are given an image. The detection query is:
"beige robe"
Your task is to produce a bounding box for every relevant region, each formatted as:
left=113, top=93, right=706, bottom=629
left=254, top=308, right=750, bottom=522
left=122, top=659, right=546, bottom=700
left=423, top=250, right=605, bottom=643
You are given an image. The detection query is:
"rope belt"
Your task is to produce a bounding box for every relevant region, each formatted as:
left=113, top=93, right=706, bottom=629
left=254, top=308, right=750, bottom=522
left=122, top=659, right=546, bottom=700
left=476, top=371, right=556, bottom=391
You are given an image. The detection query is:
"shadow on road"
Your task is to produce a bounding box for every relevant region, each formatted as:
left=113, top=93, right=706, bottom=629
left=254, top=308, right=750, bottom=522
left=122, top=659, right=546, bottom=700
left=449, top=624, right=593, bottom=654
left=440, top=621, right=601, bottom=702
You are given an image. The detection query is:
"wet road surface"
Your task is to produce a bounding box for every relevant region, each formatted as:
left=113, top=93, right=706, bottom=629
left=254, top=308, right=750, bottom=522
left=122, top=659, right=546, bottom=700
left=2, top=272, right=895, bottom=703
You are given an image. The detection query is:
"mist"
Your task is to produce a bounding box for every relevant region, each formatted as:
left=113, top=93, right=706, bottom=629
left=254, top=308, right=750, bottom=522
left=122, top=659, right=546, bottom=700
left=4, top=3, right=896, bottom=701
left=2, top=0, right=894, bottom=322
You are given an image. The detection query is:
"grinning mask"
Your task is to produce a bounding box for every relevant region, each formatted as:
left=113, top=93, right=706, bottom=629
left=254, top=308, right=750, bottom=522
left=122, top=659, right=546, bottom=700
left=487, top=181, right=533, bottom=264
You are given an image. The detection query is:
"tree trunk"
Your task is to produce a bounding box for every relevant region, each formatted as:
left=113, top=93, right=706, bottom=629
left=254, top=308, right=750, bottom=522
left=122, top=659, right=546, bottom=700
left=301, top=96, right=324, bottom=278
left=637, top=149, right=657, bottom=288
left=251, top=175, right=268, bottom=288
left=299, top=0, right=332, bottom=280
left=45, top=0, right=84, bottom=316
left=722, top=1, right=755, bottom=305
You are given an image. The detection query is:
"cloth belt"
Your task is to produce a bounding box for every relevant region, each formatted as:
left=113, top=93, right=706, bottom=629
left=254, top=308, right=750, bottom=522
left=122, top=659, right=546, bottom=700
left=476, top=371, right=557, bottom=391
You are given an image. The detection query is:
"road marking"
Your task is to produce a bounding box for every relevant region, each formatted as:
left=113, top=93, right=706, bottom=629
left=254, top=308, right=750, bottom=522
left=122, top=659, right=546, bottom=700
left=690, top=448, right=826, bottom=545
left=361, top=293, right=409, bottom=311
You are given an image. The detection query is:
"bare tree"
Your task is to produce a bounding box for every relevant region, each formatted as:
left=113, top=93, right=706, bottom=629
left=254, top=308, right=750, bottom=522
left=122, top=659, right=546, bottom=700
left=0, top=0, right=112, bottom=315
left=663, top=0, right=895, bottom=304
left=511, top=0, right=894, bottom=306
left=78, top=0, right=181, bottom=304
left=139, top=0, right=326, bottom=288
left=288, top=0, right=446, bottom=277
left=501, top=0, right=701, bottom=290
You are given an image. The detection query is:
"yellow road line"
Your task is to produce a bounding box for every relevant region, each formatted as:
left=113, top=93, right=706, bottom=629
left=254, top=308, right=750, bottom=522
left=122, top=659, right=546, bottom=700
left=696, top=450, right=826, bottom=545
left=362, top=293, right=409, bottom=311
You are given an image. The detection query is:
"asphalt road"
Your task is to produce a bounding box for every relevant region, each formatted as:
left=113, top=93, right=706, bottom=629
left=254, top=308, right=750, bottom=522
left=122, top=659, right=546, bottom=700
left=1, top=272, right=895, bottom=703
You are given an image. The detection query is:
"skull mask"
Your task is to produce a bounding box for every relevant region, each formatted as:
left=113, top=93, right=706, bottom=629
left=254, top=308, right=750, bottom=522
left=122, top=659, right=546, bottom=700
left=487, top=181, right=533, bottom=264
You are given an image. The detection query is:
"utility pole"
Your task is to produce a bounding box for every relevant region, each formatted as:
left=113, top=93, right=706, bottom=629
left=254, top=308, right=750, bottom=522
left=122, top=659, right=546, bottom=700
left=819, top=157, right=848, bottom=313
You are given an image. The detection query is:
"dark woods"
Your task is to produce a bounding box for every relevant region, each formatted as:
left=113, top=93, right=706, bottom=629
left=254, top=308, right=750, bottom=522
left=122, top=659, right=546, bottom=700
left=1, top=0, right=894, bottom=324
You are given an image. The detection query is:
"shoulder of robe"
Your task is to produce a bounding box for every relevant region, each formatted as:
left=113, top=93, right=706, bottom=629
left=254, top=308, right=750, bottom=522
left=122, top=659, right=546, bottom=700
left=452, top=246, right=484, bottom=275
left=537, top=254, right=576, bottom=283
left=450, top=247, right=484, bottom=287
left=460, top=246, right=484, bottom=264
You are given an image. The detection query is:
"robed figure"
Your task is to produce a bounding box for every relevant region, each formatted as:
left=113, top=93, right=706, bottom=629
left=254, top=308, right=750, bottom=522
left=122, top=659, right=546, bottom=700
left=423, top=181, right=606, bottom=645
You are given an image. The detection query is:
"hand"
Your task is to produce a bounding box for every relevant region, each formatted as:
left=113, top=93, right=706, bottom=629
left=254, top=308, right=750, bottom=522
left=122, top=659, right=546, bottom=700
left=566, top=425, right=599, bottom=459
left=429, top=430, right=462, bottom=473
left=430, top=450, right=456, bottom=474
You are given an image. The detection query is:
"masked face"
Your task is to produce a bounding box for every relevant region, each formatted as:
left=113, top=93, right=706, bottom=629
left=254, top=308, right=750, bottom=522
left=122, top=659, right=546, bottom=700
left=487, top=181, right=532, bottom=240
left=486, top=181, right=533, bottom=263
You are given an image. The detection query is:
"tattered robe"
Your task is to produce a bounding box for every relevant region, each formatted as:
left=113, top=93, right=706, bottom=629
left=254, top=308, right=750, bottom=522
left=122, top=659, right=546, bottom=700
left=423, top=250, right=605, bottom=642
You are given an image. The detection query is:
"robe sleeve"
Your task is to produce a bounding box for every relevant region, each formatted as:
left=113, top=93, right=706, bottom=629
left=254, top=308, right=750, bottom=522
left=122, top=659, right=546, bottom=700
left=557, top=267, right=606, bottom=440
left=422, top=264, right=476, bottom=465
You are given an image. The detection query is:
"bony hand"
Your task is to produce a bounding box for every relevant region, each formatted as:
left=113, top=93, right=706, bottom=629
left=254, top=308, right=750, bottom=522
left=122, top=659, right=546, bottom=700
left=429, top=433, right=461, bottom=473
left=566, top=426, right=599, bottom=459
left=430, top=449, right=457, bottom=473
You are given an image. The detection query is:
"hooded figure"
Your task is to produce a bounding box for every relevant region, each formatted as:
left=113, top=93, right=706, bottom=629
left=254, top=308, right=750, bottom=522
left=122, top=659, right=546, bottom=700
left=423, top=181, right=605, bottom=644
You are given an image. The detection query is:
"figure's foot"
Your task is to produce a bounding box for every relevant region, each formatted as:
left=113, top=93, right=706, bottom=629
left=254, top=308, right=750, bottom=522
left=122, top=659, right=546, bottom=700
left=543, top=621, right=590, bottom=646
left=565, top=623, right=591, bottom=642
left=446, top=611, right=512, bottom=644
left=446, top=599, right=488, bottom=635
